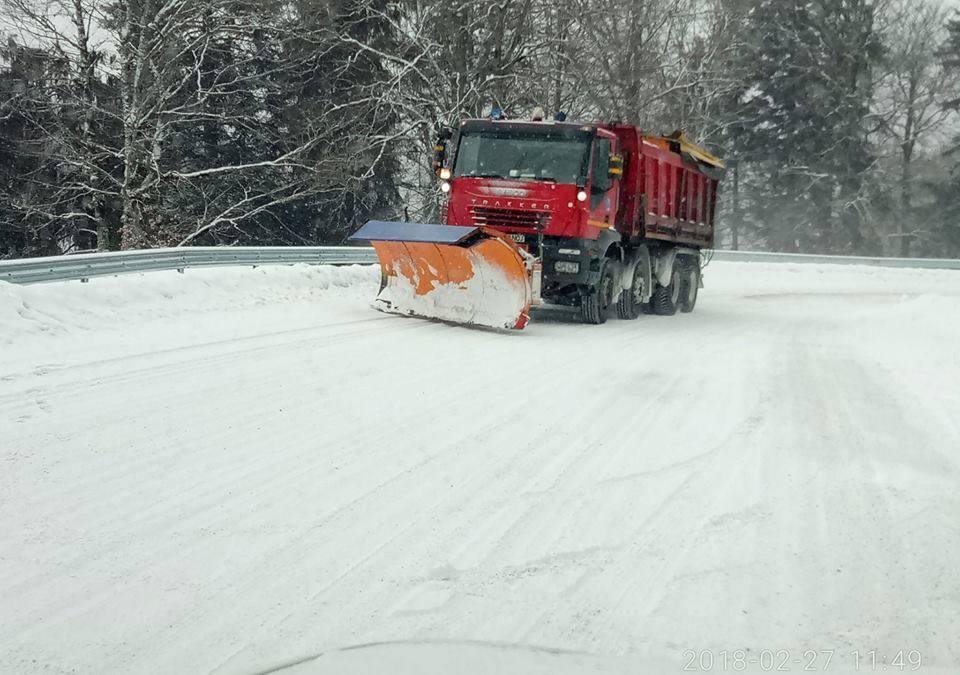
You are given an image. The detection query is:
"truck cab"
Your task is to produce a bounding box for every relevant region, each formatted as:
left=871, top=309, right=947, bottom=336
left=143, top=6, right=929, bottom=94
left=441, top=119, right=625, bottom=306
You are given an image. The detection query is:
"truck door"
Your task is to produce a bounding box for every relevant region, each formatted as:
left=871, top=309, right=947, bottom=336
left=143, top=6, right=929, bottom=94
left=588, top=133, right=620, bottom=232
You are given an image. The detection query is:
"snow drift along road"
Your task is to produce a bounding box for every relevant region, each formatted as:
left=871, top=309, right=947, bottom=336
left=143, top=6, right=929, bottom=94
left=1, top=261, right=959, bottom=674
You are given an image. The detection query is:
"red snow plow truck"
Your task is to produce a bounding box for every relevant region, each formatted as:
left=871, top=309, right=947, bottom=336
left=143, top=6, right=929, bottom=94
left=350, top=115, right=724, bottom=330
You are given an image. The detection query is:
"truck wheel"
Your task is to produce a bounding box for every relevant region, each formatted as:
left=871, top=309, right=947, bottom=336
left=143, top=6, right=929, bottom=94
left=651, top=260, right=681, bottom=316
left=679, top=258, right=700, bottom=313
left=581, top=259, right=615, bottom=325
left=617, top=260, right=646, bottom=320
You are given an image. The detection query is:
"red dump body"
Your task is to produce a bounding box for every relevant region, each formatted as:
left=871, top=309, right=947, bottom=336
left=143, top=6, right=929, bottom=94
left=608, top=125, right=720, bottom=248
left=445, top=120, right=721, bottom=250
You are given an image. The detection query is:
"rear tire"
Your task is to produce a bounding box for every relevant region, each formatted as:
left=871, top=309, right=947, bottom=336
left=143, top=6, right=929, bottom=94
left=679, top=257, right=700, bottom=313
left=617, top=259, right=647, bottom=320
left=581, top=259, right=616, bottom=325
left=651, top=259, right=681, bottom=316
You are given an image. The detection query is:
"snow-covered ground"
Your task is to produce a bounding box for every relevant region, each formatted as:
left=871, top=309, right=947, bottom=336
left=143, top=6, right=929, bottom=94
left=1, top=261, right=959, bottom=674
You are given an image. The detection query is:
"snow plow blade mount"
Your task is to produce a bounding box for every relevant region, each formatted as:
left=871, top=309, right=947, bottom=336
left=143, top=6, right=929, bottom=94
left=349, top=221, right=533, bottom=330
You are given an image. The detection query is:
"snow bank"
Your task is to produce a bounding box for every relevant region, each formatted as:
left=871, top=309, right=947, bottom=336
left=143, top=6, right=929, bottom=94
left=0, top=263, right=379, bottom=341
left=705, top=259, right=958, bottom=296
left=0, top=263, right=379, bottom=371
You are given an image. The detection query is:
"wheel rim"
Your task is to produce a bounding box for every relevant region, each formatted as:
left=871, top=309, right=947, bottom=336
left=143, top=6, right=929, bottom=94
left=670, top=268, right=681, bottom=304
left=600, top=268, right=614, bottom=309
left=632, top=267, right=645, bottom=303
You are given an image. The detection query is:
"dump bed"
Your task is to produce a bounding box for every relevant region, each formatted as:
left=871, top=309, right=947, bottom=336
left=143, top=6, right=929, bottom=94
left=610, top=125, right=723, bottom=249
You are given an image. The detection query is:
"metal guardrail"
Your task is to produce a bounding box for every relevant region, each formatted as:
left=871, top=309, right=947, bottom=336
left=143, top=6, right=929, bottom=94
left=710, top=249, right=960, bottom=270
left=1, top=245, right=958, bottom=285
left=0, top=246, right=378, bottom=284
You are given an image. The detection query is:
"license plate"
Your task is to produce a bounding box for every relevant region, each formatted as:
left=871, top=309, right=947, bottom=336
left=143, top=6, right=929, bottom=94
left=509, top=234, right=526, bottom=243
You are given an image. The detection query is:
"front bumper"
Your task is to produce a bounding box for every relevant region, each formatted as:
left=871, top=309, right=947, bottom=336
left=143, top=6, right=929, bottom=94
left=539, top=237, right=604, bottom=296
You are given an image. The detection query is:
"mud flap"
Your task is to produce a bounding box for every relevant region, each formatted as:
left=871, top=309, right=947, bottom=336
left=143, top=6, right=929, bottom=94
left=349, top=221, right=534, bottom=330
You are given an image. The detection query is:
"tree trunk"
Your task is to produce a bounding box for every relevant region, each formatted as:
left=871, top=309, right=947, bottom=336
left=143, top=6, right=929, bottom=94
left=898, top=145, right=913, bottom=258
left=898, top=76, right=918, bottom=258
left=551, top=6, right=566, bottom=116
left=71, top=0, right=111, bottom=251
left=731, top=160, right=740, bottom=250
left=117, top=0, right=152, bottom=250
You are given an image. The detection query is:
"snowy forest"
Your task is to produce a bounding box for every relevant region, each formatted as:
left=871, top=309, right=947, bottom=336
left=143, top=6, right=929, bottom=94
left=1, top=0, right=959, bottom=259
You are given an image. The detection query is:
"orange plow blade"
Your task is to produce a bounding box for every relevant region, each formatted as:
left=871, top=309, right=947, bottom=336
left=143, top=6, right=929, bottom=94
left=349, top=221, right=533, bottom=330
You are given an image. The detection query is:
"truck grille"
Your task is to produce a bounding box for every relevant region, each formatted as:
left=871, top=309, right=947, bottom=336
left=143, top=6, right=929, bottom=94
left=470, top=206, right=549, bottom=231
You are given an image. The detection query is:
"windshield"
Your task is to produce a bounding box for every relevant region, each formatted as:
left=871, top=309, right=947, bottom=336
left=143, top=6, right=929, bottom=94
left=454, top=130, right=591, bottom=184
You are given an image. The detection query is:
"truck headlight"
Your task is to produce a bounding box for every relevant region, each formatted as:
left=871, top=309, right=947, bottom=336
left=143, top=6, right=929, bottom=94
left=554, top=261, right=580, bottom=274
left=440, top=181, right=451, bottom=193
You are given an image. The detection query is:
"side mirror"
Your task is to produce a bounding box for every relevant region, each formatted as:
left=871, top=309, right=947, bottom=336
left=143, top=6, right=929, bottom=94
left=432, top=141, right=446, bottom=176
left=609, top=154, right=624, bottom=179
left=433, top=126, right=453, bottom=176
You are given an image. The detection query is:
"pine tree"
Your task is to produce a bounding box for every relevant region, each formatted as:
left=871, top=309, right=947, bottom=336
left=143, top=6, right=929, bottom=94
left=729, top=0, right=882, bottom=253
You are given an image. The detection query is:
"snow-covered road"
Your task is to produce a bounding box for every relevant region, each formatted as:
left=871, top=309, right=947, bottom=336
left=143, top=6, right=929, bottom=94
left=2, top=261, right=959, bottom=674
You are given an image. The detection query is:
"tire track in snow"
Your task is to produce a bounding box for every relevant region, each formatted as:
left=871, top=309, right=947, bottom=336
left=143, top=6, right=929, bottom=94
left=3, top=323, right=523, bottom=630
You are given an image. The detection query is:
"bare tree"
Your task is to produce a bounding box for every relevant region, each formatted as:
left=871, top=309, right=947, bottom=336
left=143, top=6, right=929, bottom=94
left=374, top=0, right=552, bottom=223
left=874, top=0, right=959, bottom=256
left=0, top=0, right=117, bottom=251
left=113, top=0, right=402, bottom=248
left=1, top=0, right=405, bottom=251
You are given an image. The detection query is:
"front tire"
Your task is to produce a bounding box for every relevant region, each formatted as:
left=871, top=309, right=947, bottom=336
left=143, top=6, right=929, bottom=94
left=581, top=259, right=616, bottom=324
